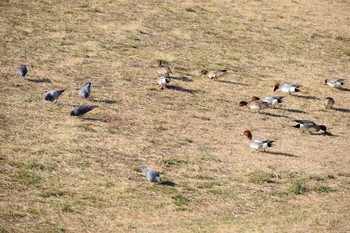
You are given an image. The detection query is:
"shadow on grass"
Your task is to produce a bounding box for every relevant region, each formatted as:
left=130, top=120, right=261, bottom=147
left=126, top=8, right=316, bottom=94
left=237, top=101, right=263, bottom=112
left=27, top=78, right=51, bottom=83
left=81, top=117, right=108, bottom=123
left=216, top=80, right=249, bottom=86
left=167, top=85, right=197, bottom=94
left=335, top=87, right=350, bottom=92
left=334, top=107, right=350, bottom=113
left=276, top=107, right=308, bottom=114
left=260, top=112, right=291, bottom=119
left=91, top=99, right=119, bottom=104
left=293, top=95, right=319, bottom=100
left=160, top=181, right=176, bottom=187
left=170, top=76, right=193, bottom=82
left=265, top=151, right=298, bottom=157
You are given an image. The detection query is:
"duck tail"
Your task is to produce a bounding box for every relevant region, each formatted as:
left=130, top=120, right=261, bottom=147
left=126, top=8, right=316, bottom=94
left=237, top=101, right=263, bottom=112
left=291, top=124, right=300, bottom=128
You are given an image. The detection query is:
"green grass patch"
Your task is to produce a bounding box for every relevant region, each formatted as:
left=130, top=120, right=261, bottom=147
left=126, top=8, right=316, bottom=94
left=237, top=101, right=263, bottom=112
left=289, top=180, right=308, bottom=195
left=41, top=189, right=69, bottom=198
left=248, top=170, right=275, bottom=184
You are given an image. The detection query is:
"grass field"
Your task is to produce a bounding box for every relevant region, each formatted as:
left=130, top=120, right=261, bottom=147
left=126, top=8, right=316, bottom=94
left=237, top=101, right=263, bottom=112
left=1, top=0, right=350, bottom=232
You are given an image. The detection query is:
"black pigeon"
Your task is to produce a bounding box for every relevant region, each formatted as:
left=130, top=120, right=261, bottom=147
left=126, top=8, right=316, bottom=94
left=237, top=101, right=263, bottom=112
left=70, top=105, right=97, bottom=116
left=44, top=90, right=65, bottom=102
left=17, top=65, right=28, bottom=78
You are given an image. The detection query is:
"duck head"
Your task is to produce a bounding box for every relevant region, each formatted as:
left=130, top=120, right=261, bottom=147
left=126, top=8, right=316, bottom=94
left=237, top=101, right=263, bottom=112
left=242, top=130, right=253, bottom=140
left=251, top=96, right=260, bottom=101
left=273, top=84, right=280, bottom=92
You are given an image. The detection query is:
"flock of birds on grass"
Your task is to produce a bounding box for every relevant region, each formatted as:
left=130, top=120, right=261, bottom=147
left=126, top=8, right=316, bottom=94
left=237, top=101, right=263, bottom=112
left=16, top=60, right=346, bottom=184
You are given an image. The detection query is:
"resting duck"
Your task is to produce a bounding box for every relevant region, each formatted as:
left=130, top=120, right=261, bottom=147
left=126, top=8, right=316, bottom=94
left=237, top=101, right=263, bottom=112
left=200, top=69, right=227, bottom=79
left=292, top=120, right=327, bottom=134
left=157, top=60, right=172, bottom=77
left=325, top=78, right=345, bottom=87
left=273, top=82, right=300, bottom=95
left=324, top=97, right=335, bottom=109
left=242, top=130, right=274, bottom=152
left=251, top=96, right=283, bottom=108
left=239, top=97, right=269, bottom=111
left=157, top=75, right=171, bottom=89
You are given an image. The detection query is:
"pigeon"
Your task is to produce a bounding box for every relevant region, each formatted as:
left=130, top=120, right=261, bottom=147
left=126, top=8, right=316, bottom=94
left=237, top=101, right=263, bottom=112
left=157, top=75, right=171, bottom=89
left=70, top=105, right=97, bottom=116
left=292, top=120, right=327, bottom=134
left=141, top=166, right=161, bottom=183
left=324, top=97, right=335, bottom=109
left=157, top=60, right=172, bottom=77
left=44, top=90, right=65, bottom=102
left=325, top=78, right=345, bottom=87
left=17, top=65, right=28, bottom=78
left=79, top=82, right=91, bottom=98
left=200, top=69, right=227, bottom=79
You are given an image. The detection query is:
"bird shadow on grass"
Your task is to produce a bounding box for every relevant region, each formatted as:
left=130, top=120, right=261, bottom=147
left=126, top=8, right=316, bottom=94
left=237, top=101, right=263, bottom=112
left=276, top=107, right=307, bottom=114
left=81, top=117, right=109, bottom=123
left=170, top=76, right=193, bottom=82
left=260, top=112, right=291, bottom=119
left=335, top=87, right=350, bottom=92
left=216, top=80, right=249, bottom=86
left=334, top=107, right=350, bottom=113
left=167, top=85, right=197, bottom=94
left=265, top=151, right=298, bottom=157
left=90, top=99, right=119, bottom=104
left=27, top=78, right=51, bottom=83
left=160, top=181, right=176, bottom=187
left=293, top=95, right=319, bottom=100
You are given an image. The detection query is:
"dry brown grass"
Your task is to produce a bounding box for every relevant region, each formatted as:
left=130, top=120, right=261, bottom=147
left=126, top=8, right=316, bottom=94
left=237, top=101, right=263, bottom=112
left=1, top=0, right=350, bottom=232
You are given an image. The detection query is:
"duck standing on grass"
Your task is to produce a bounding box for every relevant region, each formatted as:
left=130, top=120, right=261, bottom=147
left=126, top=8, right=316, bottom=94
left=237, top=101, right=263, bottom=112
left=157, top=75, right=171, bottom=90
left=242, top=130, right=274, bottom=152
left=157, top=60, right=172, bottom=77
left=239, top=97, right=269, bottom=112
left=325, top=78, right=345, bottom=87
left=253, top=96, right=283, bottom=108
left=292, top=120, right=327, bottom=135
left=324, top=97, right=335, bottom=109
left=273, top=82, right=300, bottom=95
left=200, top=69, right=227, bottom=79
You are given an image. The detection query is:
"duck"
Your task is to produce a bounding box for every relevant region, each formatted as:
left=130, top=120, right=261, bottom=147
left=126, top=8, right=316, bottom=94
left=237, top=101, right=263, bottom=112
left=251, top=96, right=283, bottom=108
left=157, top=60, right=172, bottom=77
left=242, top=130, right=274, bottom=152
left=157, top=75, right=171, bottom=89
left=324, top=97, right=335, bottom=109
left=292, top=120, right=327, bottom=134
left=141, top=166, right=161, bottom=184
left=200, top=69, right=227, bottom=79
left=17, top=65, right=28, bottom=78
left=273, top=82, right=300, bottom=95
left=239, top=98, right=269, bottom=111
left=325, top=78, right=345, bottom=87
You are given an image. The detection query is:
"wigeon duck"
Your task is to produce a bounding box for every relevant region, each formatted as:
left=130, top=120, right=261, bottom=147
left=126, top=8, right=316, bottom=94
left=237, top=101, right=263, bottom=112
left=292, top=120, right=327, bottom=134
left=157, top=60, right=172, bottom=77
left=79, top=82, right=91, bottom=98
left=325, top=78, right=345, bottom=87
left=157, top=75, right=171, bottom=89
left=273, top=82, right=300, bottom=95
left=242, top=130, right=274, bottom=152
left=200, top=69, right=227, bottom=79
left=44, top=90, right=65, bottom=102
left=251, top=96, right=283, bottom=108
left=239, top=98, right=269, bottom=111
left=141, top=166, right=161, bottom=184
left=324, top=97, right=335, bottom=109
left=17, top=65, right=28, bottom=78
left=70, top=105, right=98, bottom=116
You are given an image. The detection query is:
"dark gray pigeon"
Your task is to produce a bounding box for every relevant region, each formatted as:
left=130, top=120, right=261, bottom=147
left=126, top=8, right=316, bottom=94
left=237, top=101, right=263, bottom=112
left=70, top=105, right=97, bottom=116
left=17, top=65, right=28, bottom=78
left=44, top=90, right=65, bottom=102
left=79, top=82, right=91, bottom=98
left=141, top=166, right=161, bottom=183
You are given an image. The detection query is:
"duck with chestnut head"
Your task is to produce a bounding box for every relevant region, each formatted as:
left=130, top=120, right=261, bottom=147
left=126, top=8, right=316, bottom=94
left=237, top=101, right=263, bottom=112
left=242, top=130, right=274, bottom=152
